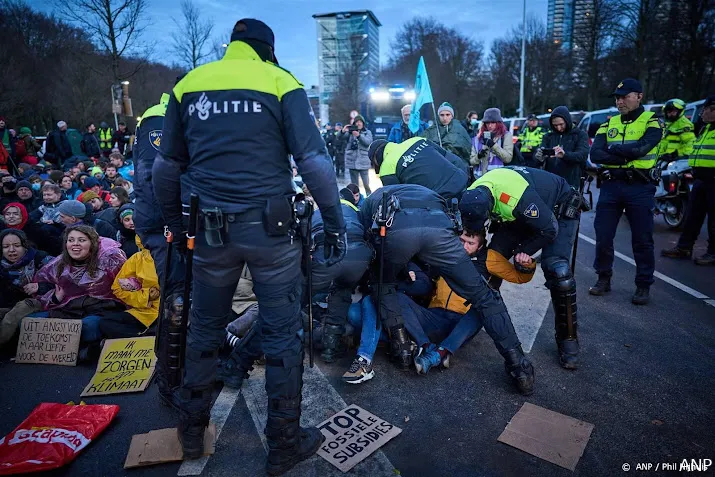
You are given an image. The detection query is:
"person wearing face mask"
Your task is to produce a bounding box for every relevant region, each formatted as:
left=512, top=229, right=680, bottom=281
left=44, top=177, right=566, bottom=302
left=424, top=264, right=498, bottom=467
left=534, top=107, right=589, bottom=189
left=588, top=78, right=663, bottom=305
left=29, top=226, right=126, bottom=347
left=387, top=104, right=426, bottom=144
left=461, top=111, right=479, bottom=139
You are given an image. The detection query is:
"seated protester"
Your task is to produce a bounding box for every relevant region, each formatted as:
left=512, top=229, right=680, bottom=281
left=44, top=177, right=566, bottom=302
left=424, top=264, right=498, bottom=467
left=58, top=200, right=117, bottom=240
left=0, top=174, right=18, bottom=209
left=114, top=177, right=135, bottom=201
left=117, top=204, right=139, bottom=258
left=109, top=152, right=134, bottom=182
left=80, top=177, right=111, bottom=203
left=31, top=225, right=127, bottom=344
left=16, top=127, right=42, bottom=165
left=17, top=163, right=35, bottom=179
left=0, top=230, right=53, bottom=345
left=400, top=229, right=536, bottom=375
left=80, top=190, right=108, bottom=214
left=109, top=187, right=131, bottom=209
left=48, top=170, right=65, bottom=185
left=76, top=172, right=90, bottom=188
left=2, top=202, right=63, bottom=256
left=101, top=236, right=159, bottom=338
left=60, top=175, right=82, bottom=200
left=14, top=181, right=40, bottom=213
left=29, top=183, right=64, bottom=225
left=103, top=165, right=124, bottom=188
left=0, top=229, right=53, bottom=309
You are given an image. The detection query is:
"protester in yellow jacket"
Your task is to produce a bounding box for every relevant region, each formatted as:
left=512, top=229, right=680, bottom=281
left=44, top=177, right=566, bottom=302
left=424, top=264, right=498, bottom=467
left=99, top=236, right=160, bottom=338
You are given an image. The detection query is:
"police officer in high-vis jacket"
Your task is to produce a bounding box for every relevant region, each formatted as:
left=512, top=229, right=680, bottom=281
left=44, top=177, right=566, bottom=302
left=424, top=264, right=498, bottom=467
left=519, top=114, right=547, bottom=168
left=460, top=166, right=585, bottom=370
left=134, top=93, right=186, bottom=409
left=367, top=137, right=469, bottom=201
left=361, top=183, right=535, bottom=395
left=153, top=19, right=346, bottom=475
left=588, top=78, right=663, bottom=305
left=662, top=95, right=715, bottom=266
left=657, top=98, right=695, bottom=162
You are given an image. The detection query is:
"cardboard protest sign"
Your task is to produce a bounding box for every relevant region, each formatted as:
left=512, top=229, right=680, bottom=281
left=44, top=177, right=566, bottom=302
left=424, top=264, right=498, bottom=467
left=498, top=402, right=594, bottom=471
left=81, top=337, right=157, bottom=397
left=15, top=318, right=82, bottom=366
left=317, top=405, right=401, bottom=472
left=124, top=424, right=216, bottom=468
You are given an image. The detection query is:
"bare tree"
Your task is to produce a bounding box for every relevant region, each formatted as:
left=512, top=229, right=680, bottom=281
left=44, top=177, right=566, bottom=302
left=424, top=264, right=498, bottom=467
left=171, top=0, right=214, bottom=70
left=58, top=0, right=147, bottom=82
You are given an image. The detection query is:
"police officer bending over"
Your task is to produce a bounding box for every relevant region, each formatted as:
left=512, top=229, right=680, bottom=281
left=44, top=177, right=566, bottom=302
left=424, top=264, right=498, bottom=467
left=589, top=78, right=663, bottom=305
left=360, top=183, right=535, bottom=395
left=367, top=137, right=469, bottom=201
left=153, top=19, right=346, bottom=475
left=460, top=166, right=587, bottom=370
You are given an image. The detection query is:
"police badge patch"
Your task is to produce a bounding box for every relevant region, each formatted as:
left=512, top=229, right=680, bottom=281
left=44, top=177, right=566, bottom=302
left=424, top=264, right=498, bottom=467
left=149, top=130, right=162, bottom=151
left=524, top=203, right=539, bottom=218
left=607, top=128, right=619, bottom=139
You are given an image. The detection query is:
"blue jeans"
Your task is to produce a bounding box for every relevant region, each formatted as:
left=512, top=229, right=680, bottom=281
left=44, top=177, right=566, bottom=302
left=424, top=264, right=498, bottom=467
left=28, top=312, right=103, bottom=343
left=346, top=296, right=385, bottom=362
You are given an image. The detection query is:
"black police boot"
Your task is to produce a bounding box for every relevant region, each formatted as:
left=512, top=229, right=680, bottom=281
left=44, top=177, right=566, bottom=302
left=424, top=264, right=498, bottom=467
left=502, top=345, right=535, bottom=396
left=551, top=284, right=579, bottom=371
left=388, top=325, right=417, bottom=370
left=632, top=287, right=650, bottom=305
left=265, top=398, right=325, bottom=476
left=588, top=275, right=611, bottom=296
left=177, top=388, right=212, bottom=459
left=157, top=375, right=180, bottom=410
left=320, top=324, right=346, bottom=363
left=216, top=356, right=253, bottom=389
left=661, top=247, right=692, bottom=259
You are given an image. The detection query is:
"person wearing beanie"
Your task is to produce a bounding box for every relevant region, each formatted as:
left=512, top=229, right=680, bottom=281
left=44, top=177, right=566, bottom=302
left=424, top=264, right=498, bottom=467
left=117, top=204, right=138, bottom=258
left=340, top=114, right=373, bottom=194
left=367, top=137, right=468, bottom=201
left=79, top=190, right=105, bottom=212
left=82, top=176, right=111, bottom=202
left=151, top=16, right=346, bottom=467
left=460, top=166, right=584, bottom=371
left=470, top=107, right=514, bottom=176
left=423, top=101, right=472, bottom=165
left=13, top=180, right=39, bottom=212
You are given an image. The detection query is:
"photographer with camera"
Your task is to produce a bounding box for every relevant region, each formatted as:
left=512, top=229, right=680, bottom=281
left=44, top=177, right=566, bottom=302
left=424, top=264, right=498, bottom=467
left=470, top=108, right=514, bottom=176
left=534, top=106, right=589, bottom=189
left=341, top=114, right=373, bottom=195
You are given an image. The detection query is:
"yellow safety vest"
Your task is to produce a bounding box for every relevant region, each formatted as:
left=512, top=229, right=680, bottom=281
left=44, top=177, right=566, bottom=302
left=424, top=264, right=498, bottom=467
left=378, top=137, right=424, bottom=176
left=519, top=127, right=545, bottom=152
left=689, top=124, right=715, bottom=169
left=600, top=111, right=662, bottom=169
left=467, top=168, right=529, bottom=222
left=99, top=128, right=113, bottom=149
left=658, top=115, right=695, bottom=158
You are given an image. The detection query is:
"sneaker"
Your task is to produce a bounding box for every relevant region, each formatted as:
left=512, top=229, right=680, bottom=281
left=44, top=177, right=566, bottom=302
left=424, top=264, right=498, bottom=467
left=414, top=344, right=441, bottom=375
left=342, top=356, right=375, bottom=384
left=661, top=247, right=692, bottom=259
left=441, top=352, right=451, bottom=369
left=694, top=253, right=715, bottom=266
left=632, top=287, right=650, bottom=305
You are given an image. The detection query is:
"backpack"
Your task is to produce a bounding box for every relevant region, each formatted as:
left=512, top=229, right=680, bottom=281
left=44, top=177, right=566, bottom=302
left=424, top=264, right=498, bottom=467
left=15, top=138, right=27, bottom=158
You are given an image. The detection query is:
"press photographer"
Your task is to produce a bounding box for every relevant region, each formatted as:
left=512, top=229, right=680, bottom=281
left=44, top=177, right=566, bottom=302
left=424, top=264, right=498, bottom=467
left=341, top=114, right=373, bottom=195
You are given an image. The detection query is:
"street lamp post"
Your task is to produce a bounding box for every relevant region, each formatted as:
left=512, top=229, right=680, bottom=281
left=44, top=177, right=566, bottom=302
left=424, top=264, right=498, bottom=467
left=518, top=0, right=526, bottom=117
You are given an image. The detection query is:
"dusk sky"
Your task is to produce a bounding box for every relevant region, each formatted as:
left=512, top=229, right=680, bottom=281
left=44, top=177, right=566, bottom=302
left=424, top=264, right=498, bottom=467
left=34, top=0, right=548, bottom=87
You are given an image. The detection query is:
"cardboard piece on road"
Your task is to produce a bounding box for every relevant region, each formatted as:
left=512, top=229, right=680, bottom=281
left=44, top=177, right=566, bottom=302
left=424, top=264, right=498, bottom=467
left=15, top=317, right=82, bottom=366
left=498, top=402, right=594, bottom=471
left=124, top=424, right=216, bottom=468
left=317, top=404, right=402, bottom=473
left=81, top=336, right=157, bottom=397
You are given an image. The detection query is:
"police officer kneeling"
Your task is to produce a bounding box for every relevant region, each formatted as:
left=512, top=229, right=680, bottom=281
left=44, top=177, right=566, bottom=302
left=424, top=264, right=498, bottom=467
left=459, top=166, right=587, bottom=369
left=153, top=19, right=347, bottom=475
left=589, top=78, right=663, bottom=305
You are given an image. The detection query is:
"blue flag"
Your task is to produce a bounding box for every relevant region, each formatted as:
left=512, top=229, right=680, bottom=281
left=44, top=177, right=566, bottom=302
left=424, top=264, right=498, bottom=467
left=409, top=56, right=434, bottom=134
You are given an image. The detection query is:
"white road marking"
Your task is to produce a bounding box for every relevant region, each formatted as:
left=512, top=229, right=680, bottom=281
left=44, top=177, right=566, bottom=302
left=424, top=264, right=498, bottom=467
left=501, top=267, right=552, bottom=353
left=243, top=362, right=397, bottom=476
left=177, top=386, right=241, bottom=476
left=578, top=233, right=711, bottom=301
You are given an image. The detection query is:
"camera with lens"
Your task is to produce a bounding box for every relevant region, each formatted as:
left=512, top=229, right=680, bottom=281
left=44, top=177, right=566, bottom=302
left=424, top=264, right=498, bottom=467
left=348, top=125, right=360, bottom=133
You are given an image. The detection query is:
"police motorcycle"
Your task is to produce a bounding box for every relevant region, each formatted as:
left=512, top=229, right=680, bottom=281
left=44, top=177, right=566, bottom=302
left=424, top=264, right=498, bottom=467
left=654, top=156, right=693, bottom=229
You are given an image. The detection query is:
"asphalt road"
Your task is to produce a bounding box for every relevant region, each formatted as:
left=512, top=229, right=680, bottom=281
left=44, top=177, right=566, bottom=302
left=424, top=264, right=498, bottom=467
left=1, top=173, right=713, bottom=477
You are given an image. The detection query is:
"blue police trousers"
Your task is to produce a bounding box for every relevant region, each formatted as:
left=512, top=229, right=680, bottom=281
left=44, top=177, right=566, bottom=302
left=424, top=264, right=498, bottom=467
left=594, top=180, right=656, bottom=287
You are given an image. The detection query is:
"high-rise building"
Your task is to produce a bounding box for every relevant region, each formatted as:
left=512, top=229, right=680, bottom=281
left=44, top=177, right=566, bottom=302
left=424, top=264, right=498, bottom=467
left=547, top=0, right=592, bottom=51
left=312, top=11, right=381, bottom=123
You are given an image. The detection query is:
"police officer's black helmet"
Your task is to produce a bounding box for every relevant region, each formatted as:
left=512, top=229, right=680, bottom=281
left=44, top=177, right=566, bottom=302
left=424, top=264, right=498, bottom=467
left=231, top=19, right=275, bottom=49
left=459, top=186, right=494, bottom=234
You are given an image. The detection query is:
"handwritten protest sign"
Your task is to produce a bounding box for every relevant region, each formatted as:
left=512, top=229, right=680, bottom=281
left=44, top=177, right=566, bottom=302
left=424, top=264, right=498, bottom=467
left=15, top=318, right=82, bottom=366
left=81, top=337, right=157, bottom=397
left=316, top=405, right=401, bottom=472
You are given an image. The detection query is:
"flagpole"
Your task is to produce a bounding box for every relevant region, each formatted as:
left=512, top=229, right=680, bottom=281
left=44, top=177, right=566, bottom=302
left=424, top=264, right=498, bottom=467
left=431, top=102, right=442, bottom=148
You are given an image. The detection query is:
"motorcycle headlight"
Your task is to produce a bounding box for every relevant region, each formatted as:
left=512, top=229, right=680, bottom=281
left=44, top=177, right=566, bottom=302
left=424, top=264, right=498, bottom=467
left=667, top=161, right=675, bottom=169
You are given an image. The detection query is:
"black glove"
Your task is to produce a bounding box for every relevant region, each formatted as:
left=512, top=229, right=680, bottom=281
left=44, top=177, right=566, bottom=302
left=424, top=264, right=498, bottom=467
left=607, top=144, right=629, bottom=157
left=168, top=224, right=187, bottom=255
left=324, top=232, right=347, bottom=267
left=484, top=137, right=495, bottom=148
left=477, top=149, right=488, bottom=159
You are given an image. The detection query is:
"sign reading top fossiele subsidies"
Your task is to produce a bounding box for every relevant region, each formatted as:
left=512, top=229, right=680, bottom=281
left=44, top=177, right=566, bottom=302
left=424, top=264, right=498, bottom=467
left=316, top=405, right=401, bottom=472
left=81, top=337, right=157, bottom=397
left=15, top=318, right=82, bottom=366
